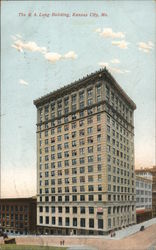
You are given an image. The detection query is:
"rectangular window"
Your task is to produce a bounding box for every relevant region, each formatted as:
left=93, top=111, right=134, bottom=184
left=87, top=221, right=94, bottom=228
left=80, top=176, right=85, bottom=183
left=88, top=146, right=93, bottom=153
left=65, top=217, right=70, bottom=226
left=39, top=216, right=43, bottom=224
left=98, top=219, right=103, bottom=229
left=97, top=114, right=101, bottom=122
left=58, top=217, right=62, bottom=226
left=80, top=207, right=85, bottom=214
left=80, top=157, right=85, bottom=164
left=88, top=185, right=94, bottom=191
left=89, top=207, right=94, bottom=214
left=72, top=195, right=77, bottom=201
left=52, top=217, right=55, bottom=225
left=89, top=219, right=94, bottom=228
left=87, top=117, right=93, bottom=124
left=88, top=195, right=94, bottom=201
left=88, top=156, right=93, bottom=163
left=80, top=218, right=85, bottom=227
left=73, top=207, right=77, bottom=214
left=45, top=216, right=49, bottom=224
left=65, top=207, right=70, bottom=213
left=88, top=165, right=93, bottom=172
left=73, top=218, right=77, bottom=226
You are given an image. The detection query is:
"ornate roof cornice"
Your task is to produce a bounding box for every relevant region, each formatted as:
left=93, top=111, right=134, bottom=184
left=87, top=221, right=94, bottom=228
left=33, top=67, right=136, bottom=110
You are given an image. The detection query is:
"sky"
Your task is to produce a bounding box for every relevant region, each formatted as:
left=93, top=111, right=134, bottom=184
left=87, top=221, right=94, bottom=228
left=1, top=1, right=155, bottom=198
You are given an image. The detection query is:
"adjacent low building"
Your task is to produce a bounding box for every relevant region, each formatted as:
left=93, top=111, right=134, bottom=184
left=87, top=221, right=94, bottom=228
left=136, top=166, right=156, bottom=218
left=135, top=174, right=152, bottom=223
left=0, top=197, right=37, bottom=235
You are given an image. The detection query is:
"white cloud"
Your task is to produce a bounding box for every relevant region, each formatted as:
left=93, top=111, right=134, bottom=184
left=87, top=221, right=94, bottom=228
left=19, top=79, right=29, bottom=85
left=110, top=67, right=124, bottom=74
left=111, top=58, right=120, bottom=64
left=96, top=28, right=125, bottom=39
left=12, top=44, right=24, bottom=52
left=12, top=39, right=47, bottom=54
left=11, top=35, right=77, bottom=63
left=138, top=41, right=154, bottom=53
left=44, top=51, right=77, bottom=63
left=98, top=62, right=109, bottom=68
left=63, top=51, right=77, bottom=59
left=44, top=52, right=62, bottom=63
left=112, top=40, right=129, bottom=49
left=98, top=62, right=130, bottom=74
left=110, top=67, right=130, bottom=74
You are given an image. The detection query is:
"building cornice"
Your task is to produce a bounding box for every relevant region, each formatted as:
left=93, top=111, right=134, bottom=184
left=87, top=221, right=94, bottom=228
left=0, top=197, right=37, bottom=202
left=33, top=68, right=136, bottom=110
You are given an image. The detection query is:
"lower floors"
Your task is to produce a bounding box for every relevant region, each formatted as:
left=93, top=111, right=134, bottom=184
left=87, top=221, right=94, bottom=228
left=37, top=222, right=136, bottom=236
left=37, top=202, right=136, bottom=235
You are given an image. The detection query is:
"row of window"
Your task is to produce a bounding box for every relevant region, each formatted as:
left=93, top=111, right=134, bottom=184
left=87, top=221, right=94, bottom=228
left=0, top=221, right=26, bottom=228
left=39, top=206, right=95, bottom=214
left=39, top=216, right=104, bottom=229
left=136, top=190, right=152, bottom=195
left=41, top=135, right=102, bottom=147
left=39, top=183, right=134, bottom=195
left=39, top=205, right=133, bottom=214
left=40, top=160, right=132, bottom=172
left=42, top=154, right=102, bottom=163
left=136, top=181, right=152, bottom=189
left=40, top=165, right=102, bottom=177
left=39, top=106, right=101, bottom=123
left=0, top=214, right=28, bottom=220
left=38, top=113, right=100, bottom=132
left=39, top=194, right=135, bottom=202
left=40, top=86, right=102, bottom=112
left=0, top=206, right=28, bottom=212
left=107, top=112, right=133, bottom=134
left=43, top=174, right=103, bottom=185
left=136, top=198, right=152, bottom=203
left=43, top=125, right=101, bottom=138
left=107, top=122, right=130, bottom=136
left=106, top=86, right=133, bottom=120
left=43, top=145, right=102, bottom=154
left=39, top=116, right=97, bottom=132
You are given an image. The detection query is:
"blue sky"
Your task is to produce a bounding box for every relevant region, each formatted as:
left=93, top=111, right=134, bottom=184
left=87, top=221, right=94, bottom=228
left=1, top=1, right=155, bottom=197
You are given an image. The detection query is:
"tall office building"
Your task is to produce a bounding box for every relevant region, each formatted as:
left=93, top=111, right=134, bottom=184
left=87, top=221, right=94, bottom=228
left=34, top=68, right=136, bottom=235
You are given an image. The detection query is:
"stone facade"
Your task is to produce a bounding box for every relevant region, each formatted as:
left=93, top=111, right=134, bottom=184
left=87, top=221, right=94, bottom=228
left=34, top=68, right=136, bottom=235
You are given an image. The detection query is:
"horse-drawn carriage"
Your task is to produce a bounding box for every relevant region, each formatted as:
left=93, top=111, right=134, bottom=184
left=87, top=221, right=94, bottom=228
left=0, top=230, right=16, bottom=244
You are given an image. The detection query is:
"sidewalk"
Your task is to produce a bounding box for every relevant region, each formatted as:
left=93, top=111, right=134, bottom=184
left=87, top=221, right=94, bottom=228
left=112, top=217, right=156, bottom=239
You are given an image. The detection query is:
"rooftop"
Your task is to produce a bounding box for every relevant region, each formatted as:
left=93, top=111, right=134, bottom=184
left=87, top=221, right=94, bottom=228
left=0, top=197, right=37, bottom=202
left=135, top=166, right=156, bottom=173
left=33, top=67, right=136, bottom=110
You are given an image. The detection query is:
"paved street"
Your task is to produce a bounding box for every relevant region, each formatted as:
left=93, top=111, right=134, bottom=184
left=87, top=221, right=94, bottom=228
left=0, top=220, right=156, bottom=250
left=67, top=246, right=97, bottom=250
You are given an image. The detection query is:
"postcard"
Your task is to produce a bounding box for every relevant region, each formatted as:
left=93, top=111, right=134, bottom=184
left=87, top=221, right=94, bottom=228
left=0, top=1, right=155, bottom=249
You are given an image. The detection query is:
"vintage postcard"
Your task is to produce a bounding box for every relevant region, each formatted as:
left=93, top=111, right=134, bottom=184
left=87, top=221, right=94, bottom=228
left=0, top=0, right=155, bottom=249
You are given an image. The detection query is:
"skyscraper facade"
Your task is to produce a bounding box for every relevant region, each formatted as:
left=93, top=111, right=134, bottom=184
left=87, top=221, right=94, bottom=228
left=34, top=68, right=136, bottom=235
